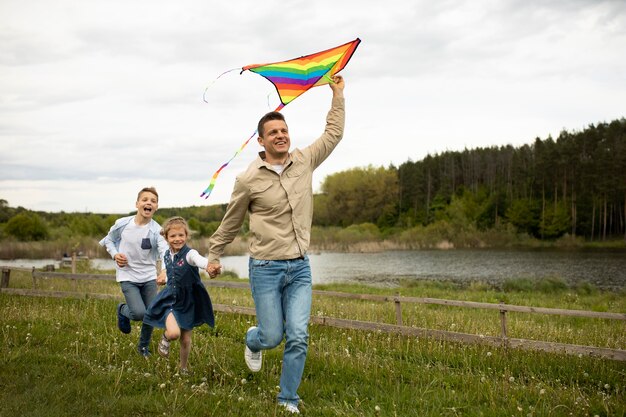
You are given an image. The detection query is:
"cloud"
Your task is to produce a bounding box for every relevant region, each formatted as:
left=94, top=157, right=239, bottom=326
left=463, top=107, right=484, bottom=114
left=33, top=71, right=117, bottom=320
left=0, top=0, right=625, bottom=212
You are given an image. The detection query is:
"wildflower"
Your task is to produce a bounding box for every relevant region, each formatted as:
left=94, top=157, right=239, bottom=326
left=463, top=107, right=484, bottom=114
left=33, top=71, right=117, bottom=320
left=375, top=405, right=381, bottom=412
left=509, top=377, right=515, bottom=383
left=144, top=373, right=151, bottom=377
left=480, top=377, right=486, bottom=383
left=604, top=384, right=610, bottom=389
left=159, top=383, right=166, bottom=389
left=486, top=352, right=492, bottom=357
left=539, top=389, right=546, bottom=395
left=238, top=397, right=244, bottom=402
left=347, top=336, right=352, bottom=342
left=241, top=378, right=247, bottom=385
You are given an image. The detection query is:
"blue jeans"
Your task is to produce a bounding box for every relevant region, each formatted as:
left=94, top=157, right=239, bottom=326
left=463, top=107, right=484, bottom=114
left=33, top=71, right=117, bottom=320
left=120, top=280, right=157, bottom=349
left=247, top=256, right=312, bottom=407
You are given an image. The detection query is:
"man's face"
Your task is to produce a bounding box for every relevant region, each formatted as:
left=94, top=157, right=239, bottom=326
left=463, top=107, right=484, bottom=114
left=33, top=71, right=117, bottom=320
left=258, top=119, right=290, bottom=160
left=135, top=192, right=158, bottom=219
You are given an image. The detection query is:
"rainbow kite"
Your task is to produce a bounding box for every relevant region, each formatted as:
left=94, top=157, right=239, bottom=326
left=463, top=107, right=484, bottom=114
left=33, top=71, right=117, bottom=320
left=200, top=38, right=361, bottom=199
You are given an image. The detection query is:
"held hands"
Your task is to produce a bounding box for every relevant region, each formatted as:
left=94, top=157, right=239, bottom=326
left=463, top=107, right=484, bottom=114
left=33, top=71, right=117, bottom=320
left=114, top=253, right=128, bottom=267
left=156, top=270, right=167, bottom=286
left=206, top=263, right=222, bottom=279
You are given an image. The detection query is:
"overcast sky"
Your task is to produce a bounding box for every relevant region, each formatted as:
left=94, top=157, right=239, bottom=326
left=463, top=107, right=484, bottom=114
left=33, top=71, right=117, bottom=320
left=1, top=0, right=624, bottom=214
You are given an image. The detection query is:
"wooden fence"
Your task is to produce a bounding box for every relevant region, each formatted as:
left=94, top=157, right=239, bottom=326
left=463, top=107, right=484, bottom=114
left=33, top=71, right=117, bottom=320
left=1, top=266, right=625, bottom=361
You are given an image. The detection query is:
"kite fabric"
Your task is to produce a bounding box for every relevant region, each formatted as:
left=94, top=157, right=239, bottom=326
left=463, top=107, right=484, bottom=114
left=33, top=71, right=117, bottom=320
left=200, top=38, right=361, bottom=199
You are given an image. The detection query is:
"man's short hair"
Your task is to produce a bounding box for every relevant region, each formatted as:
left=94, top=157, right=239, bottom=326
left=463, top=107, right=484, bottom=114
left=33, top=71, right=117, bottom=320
left=257, top=111, right=286, bottom=138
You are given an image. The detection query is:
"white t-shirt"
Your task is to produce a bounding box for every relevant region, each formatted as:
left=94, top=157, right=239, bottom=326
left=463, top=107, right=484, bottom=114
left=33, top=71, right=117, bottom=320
left=116, top=221, right=158, bottom=283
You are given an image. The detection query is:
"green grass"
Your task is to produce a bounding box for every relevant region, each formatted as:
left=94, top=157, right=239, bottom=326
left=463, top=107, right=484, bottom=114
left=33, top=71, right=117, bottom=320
left=1, top=272, right=625, bottom=416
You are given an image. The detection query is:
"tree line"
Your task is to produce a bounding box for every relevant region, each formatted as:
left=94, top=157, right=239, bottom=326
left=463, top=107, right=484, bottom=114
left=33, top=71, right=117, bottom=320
left=1, top=118, right=625, bottom=243
left=314, top=118, right=626, bottom=241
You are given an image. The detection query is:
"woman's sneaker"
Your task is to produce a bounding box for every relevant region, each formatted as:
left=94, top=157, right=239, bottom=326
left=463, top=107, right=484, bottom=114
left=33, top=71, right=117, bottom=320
left=158, top=334, right=170, bottom=358
left=116, top=303, right=131, bottom=334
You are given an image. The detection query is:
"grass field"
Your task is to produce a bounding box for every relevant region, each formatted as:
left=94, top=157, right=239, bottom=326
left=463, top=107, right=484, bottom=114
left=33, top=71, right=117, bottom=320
left=0, top=270, right=624, bottom=416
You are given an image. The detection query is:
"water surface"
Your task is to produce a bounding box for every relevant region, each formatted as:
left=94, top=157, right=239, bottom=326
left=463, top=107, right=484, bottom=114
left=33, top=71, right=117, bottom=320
left=3, top=249, right=624, bottom=289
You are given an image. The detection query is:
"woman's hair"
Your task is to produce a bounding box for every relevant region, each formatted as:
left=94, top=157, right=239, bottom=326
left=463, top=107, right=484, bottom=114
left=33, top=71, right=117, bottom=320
left=160, top=216, right=190, bottom=238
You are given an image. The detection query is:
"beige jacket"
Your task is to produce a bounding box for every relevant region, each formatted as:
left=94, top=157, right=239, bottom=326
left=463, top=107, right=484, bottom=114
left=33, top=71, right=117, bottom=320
left=208, top=96, right=345, bottom=262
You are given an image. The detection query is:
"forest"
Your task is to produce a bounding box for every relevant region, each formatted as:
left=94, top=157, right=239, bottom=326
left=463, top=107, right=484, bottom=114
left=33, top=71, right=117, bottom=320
left=1, top=118, right=625, bottom=246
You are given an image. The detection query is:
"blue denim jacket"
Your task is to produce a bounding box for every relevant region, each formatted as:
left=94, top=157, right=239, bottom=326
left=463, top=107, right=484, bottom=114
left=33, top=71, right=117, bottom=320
left=99, top=215, right=167, bottom=262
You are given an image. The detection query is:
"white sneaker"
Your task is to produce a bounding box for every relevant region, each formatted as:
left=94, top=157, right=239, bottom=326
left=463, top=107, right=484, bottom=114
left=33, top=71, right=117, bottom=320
left=279, top=402, right=300, bottom=414
left=244, top=326, right=262, bottom=372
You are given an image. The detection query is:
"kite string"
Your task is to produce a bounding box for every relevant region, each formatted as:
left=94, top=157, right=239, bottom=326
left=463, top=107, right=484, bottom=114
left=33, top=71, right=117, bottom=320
left=202, top=68, right=240, bottom=103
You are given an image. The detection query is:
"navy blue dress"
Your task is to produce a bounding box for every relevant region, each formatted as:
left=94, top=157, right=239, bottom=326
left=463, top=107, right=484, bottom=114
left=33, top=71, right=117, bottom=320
left=144, top=245, right=214, bottom=330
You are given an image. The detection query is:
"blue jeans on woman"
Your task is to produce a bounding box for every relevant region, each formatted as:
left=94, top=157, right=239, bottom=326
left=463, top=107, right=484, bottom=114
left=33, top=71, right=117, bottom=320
left=120, top=280, right=157, bottom=351
left=246, top=256, right=312, bottom=407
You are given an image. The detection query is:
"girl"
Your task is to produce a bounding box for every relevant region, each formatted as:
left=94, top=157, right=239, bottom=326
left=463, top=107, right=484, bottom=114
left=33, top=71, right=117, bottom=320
left=143, top=216, right=215, bottom=373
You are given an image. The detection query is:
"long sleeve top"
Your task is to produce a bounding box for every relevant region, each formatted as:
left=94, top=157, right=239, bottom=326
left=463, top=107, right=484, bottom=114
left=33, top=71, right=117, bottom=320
left=208, top=96, right=345, bottom=262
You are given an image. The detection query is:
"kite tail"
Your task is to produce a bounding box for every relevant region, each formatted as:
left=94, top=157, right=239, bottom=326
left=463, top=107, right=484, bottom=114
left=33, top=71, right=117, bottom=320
left=200, top=130, right=258, bottom=199
left=202, top=68, right=240, bottom=103
left=200, top=104, right=284, bottom=199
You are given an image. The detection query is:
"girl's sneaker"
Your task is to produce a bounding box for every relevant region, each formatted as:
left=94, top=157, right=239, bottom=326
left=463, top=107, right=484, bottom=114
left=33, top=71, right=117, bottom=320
left=158, top=334, right=170, bottom=358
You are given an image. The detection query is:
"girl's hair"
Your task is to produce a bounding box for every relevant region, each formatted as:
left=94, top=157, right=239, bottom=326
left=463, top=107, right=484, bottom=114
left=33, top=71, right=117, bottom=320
left=160, top=216, right=190, bottom=238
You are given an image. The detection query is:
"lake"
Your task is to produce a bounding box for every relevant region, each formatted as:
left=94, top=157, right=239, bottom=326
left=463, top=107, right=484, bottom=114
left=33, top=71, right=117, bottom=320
left=2, top=249, right=625, bottom=289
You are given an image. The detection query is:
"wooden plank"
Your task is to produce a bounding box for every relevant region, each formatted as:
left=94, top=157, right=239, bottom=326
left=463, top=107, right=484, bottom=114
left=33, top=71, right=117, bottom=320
left=32, top=271, right=116, bottom=281
left=1, top=290, right=623, bottom=361
left=0, top=288, right=117, bottom=300
left=309, top=316, right=626, bottom=361
left=11, top=270, right=626, bottom=321
left=312, top=290, right=626, bottom=320
left=0, top=265, right=33, bottom=272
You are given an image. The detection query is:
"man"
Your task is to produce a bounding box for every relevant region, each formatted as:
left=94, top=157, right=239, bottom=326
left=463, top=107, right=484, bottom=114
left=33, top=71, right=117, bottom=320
left=207, top=74, right=346, bottom=414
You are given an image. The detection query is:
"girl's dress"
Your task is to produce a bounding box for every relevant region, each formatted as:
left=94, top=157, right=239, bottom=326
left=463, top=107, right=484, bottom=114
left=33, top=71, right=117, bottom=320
left=144, top=244, right=214, bottom=330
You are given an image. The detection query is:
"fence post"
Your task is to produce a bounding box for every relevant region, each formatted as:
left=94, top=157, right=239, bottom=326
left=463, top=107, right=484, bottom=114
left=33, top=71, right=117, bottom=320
left=71, top=252, right=77, bottom=274
left=31, top=267, right=38, bottom=289
left=1, top=268, right=10, bottom=288
left=394, top=293, right=403, bottom=326
left=499, top=309, right=508, bottom=339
